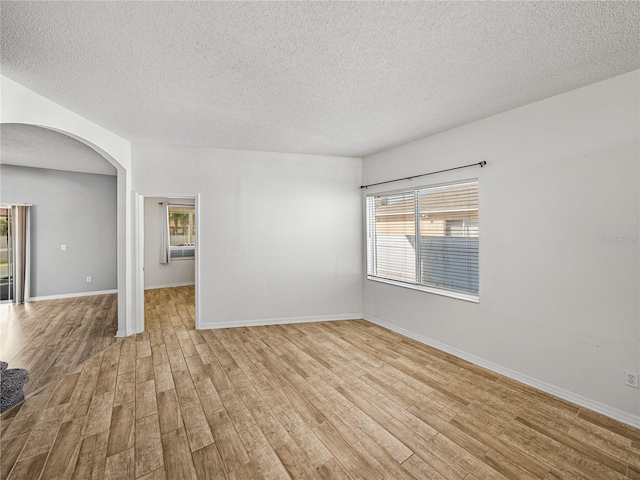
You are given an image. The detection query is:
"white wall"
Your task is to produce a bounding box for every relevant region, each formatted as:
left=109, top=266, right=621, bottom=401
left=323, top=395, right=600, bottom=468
left=362, top=70, right=640, bottom=424
left=1, top=165, right=117, bottom=297
left=144, top=196, right=195, bottom=289
left=133, top=144, right=363, bottom=328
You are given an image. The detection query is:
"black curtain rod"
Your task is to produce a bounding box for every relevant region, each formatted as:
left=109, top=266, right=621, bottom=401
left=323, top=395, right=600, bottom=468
left=159, top=202, right=194, bottom=207
left=360, top=161, right=486, bottom=189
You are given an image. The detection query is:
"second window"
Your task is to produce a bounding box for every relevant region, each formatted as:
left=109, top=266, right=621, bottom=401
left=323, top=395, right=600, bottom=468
left=366, top=179, right=479, bottom=301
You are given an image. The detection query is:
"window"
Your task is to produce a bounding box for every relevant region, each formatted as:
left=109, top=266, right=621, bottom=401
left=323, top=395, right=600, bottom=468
left=366, top=179, right=479, bottom=301
left=168, top=205, right=195, bottom=259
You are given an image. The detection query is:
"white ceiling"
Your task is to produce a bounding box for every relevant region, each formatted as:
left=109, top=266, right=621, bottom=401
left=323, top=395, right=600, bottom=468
left=1, top=1, right=639, bottom=158
left=0, top=124, right=117, bottom=176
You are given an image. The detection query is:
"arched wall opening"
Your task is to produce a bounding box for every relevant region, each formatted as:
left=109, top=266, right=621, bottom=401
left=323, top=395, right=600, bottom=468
left=1, top=75, right=135, bottom=336
left=0, top=122, right=132, bottom=335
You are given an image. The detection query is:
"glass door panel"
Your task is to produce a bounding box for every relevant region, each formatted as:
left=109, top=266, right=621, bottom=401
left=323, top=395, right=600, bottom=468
left=0, top=207, right=13, bottom=302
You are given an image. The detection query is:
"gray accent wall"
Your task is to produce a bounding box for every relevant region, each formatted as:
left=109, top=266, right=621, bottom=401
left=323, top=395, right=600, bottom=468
left=0, top=164, right=117, bottom=297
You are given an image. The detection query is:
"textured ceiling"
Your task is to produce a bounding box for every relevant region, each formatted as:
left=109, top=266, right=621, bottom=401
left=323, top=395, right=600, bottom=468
left=1, top=1, right=639, bottom=157
left=0, top=124, right=117, bottom=176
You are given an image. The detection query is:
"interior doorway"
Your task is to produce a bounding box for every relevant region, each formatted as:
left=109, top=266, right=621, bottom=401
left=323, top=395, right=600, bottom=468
left=135, top=193, right=201, bottom=333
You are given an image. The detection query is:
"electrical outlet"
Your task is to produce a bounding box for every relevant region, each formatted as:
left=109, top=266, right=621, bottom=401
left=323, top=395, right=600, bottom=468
left=61, top=244, right=67, bottom=251
left=86, top=276, right=92, bottom=283
left=624, top=370, right=639, bottom=388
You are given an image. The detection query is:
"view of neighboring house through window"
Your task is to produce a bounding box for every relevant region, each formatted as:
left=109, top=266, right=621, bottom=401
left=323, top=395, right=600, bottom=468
left=169, top=205, right=195, bottom=259
left=0, top=207, right=11, bottom=302
left=366, top=179, right=479, bottom=301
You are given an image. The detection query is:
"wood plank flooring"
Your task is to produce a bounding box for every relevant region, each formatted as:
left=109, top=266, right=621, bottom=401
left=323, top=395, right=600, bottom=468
left=2, top=285, right=640, bottom=479
left=0, top=294, right=118, bottom=396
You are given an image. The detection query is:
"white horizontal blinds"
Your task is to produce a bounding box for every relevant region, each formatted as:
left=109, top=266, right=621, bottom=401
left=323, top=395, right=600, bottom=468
left=368, top=191, right=417, bottom=282
left=418, top=181, right=479, bottom=294
left=367, top=179, right=479, bottom=297
left=170, top=246, right=195, bottom=259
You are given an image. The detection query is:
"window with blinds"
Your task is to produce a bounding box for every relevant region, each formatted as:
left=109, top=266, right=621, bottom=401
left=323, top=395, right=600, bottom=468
left=366, top=179, right=479, bottom=301
left=168, top=205, right=196, bottom=260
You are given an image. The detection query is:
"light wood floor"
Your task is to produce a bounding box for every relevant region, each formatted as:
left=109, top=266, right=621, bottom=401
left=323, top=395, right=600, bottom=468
left=0, top=294, right=118, bottom=396
left=2, top=285, right=640, bottom=479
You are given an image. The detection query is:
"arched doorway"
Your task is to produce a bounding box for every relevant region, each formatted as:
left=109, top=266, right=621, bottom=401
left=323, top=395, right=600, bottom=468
left=1, top=75, right=134, bottom=336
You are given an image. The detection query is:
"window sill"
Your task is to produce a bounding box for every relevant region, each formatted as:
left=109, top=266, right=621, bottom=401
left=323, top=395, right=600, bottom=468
left=366, top=276, right=479, bottom=303
left=170, top=257, right=195, bottom=262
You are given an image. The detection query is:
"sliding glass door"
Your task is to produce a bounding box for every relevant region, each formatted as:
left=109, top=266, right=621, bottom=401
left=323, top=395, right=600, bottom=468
left=0, top=207, right=13, bottom=302
left=0, top=205, right=31, bottom=304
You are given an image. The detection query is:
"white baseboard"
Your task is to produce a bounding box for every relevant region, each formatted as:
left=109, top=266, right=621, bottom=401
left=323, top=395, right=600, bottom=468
left=27, top=289, right=118, bottom=302
left=144, top=282, right=195, bottom=290
left=198, top=313, right=363, bottom=330
left=363, top=313, right=640, bottom=429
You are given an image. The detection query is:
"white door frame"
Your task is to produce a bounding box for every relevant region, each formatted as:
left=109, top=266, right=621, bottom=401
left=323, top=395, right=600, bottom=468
left=134, top=192, right=201, bottom=333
